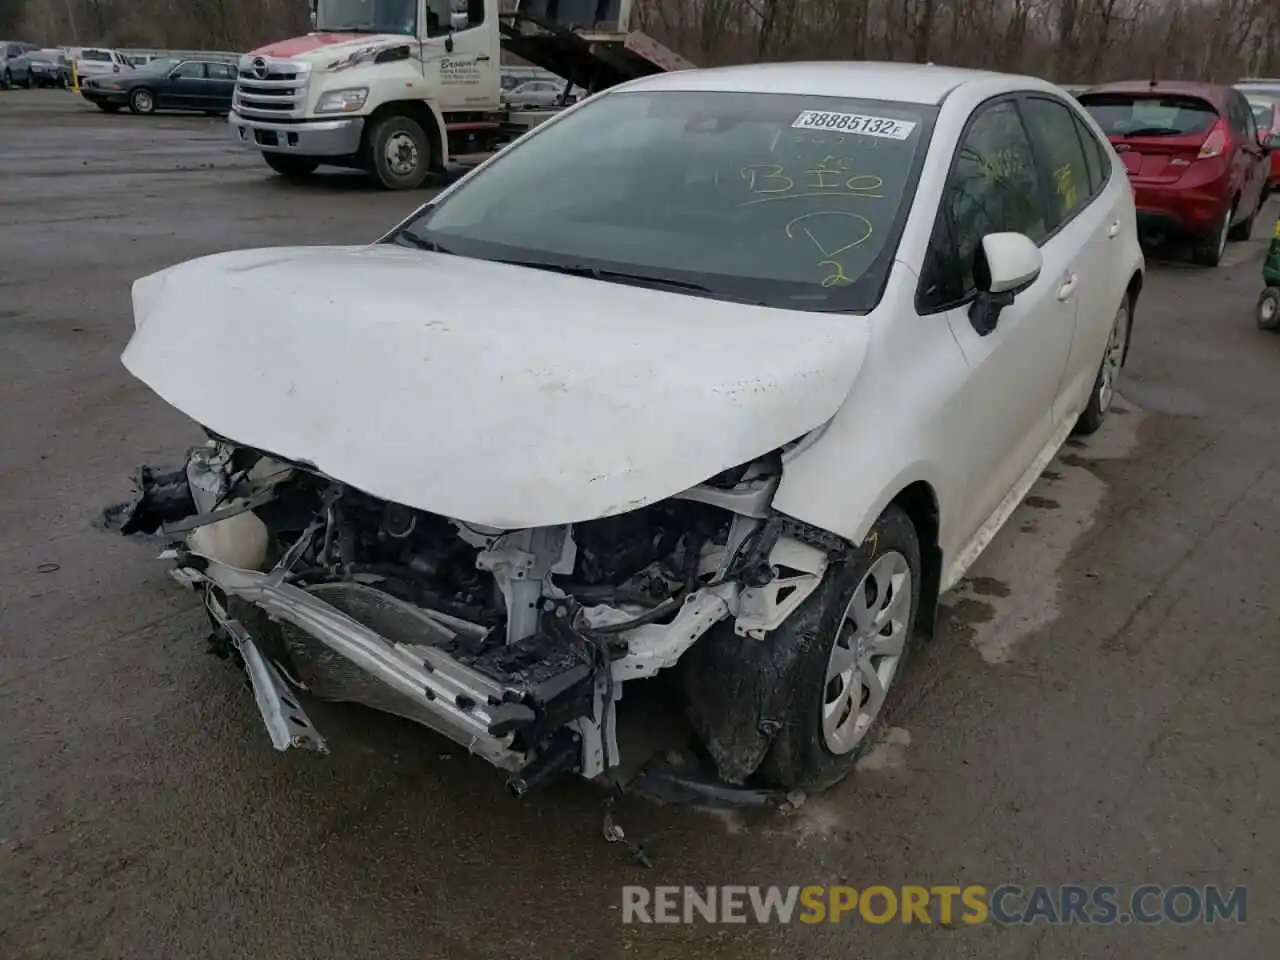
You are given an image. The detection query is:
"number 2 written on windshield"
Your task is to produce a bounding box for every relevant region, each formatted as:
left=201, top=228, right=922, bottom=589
left=739, top=152, right=883, bottom=287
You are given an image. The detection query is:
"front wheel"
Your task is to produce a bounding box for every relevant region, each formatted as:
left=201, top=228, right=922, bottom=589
left=1, top=69, right=10, bottom=89
left=757, top=506, right=922, bottom=791
left=367, top=115, right=431, bottom=190
left=262, top=153, right=320, bottom=179
left=128, top=87, right=156, bottom=115
left=1074, top=297, right=1131, bottom=436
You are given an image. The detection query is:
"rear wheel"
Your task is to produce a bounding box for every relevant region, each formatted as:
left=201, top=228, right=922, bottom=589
left=262, top=153, right=320, bottom=179
left=367, top=115, right=431, bottom=190
left=128, top=87, right=155, bottom=115
left=1192, top=204, right=1233, bottom=267
left=1, top=69, right=10, bottom=89
left=1228, top=194, right=1259, bottom=242
left=1074, top=297, right=1131, bottom=436
left=1258, top=288, right=1280, bottom=332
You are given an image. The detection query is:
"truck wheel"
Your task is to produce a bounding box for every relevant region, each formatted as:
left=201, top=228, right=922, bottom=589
left=756, top=506, right=922, bottom=791
left=367, top=115, right=431, bottom=190
left=263, top=153, right=320, bottom=180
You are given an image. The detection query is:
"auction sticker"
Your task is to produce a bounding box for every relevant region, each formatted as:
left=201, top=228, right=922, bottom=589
left=791, top=111, right=917, bottom=140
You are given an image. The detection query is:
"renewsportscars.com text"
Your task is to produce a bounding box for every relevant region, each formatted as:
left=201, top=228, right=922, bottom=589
left=621, top=884, right=1247, bottom=926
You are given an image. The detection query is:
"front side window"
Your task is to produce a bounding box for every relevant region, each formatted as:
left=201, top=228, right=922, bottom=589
left=316, top=0, right=417, bottom=35
left=919, top=99, right=1047, bottom=311
left=171, top=61, right=205, bottom=80
left=1021, top=96, right=1092, bottom=226
left=83, top=50, right=111, bottom=62
left=396, top=90, right=934, bottom=312
left=207, top=62, right=235, bottom=81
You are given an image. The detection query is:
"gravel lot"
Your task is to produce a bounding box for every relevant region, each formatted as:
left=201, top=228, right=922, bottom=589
left=2, top=89, right=1279, bottom=960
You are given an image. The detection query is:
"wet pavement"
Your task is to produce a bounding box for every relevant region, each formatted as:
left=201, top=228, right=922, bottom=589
left=2, top=89, right=1279, bottom=959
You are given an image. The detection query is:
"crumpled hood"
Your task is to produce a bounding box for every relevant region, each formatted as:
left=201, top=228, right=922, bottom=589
left=122, top=245, right=872, bottom=528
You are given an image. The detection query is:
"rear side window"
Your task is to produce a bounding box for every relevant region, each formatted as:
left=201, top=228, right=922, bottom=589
left=1073, top=114, right=1111, bottom=193
left=1079, top=94, right=1218, bottom=138
left=1021, top=97, right=1093, bottom=225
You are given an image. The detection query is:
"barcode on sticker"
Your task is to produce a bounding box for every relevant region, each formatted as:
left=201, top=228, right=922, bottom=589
left=791, top=111, right=917, bottom=140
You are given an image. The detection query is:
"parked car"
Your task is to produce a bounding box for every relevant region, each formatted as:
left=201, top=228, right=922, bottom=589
left=6, top=48, right=71, bottom=88
left=503, top=78, right=569, bottom=109
left=107, top=63, right=1144, bottom=795
left=1237, top=78, right=1280, bottom=99
left=73, top=47, right=129, bottom=80
left=80, top=56, right=236, bottom=115
left=0, top=40, right=40, bottom=89
left=1247, top=95, right=1280, bottom=190
left=1078, top=81, right=1272, bottom=266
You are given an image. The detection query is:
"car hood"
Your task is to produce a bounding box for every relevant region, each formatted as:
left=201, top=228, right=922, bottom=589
left=122, top=245, right=872, bottom=528
left=248, top=32, right=408, bottom=66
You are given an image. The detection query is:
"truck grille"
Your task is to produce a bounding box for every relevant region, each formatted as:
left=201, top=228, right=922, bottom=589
left=232, top=56, right=310, bottom=121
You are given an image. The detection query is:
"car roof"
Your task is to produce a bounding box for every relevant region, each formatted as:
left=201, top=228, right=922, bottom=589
left=1081, top=80, right=1233, bottom=107
left=620, top=61, right=1047, bottom=105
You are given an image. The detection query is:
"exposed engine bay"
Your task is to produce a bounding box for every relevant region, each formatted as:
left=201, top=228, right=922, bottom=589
left=105, top=436, right=845, bottom=794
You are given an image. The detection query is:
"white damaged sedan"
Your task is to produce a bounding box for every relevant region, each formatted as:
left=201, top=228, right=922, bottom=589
left=109, top=61, right=1143, bottom=794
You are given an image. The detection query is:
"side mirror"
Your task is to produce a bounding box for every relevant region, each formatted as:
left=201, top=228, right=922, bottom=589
left=968, top=232, right=1042, bottom=336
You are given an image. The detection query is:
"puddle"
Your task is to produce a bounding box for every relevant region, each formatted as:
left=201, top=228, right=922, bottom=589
left=943, top=396, right=1143, bottom=664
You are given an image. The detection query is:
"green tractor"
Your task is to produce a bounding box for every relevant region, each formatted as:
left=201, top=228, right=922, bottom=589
left=1260, top=214, right=1280, bottom=331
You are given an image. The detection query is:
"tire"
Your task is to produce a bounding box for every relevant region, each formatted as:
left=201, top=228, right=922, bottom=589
left=366, top=114, right=431, bottom=190
left=1, top=69, right=10, bottom=90
left=262, top=153, right=320, bottom=179
left=756, top=506, right=922, bottom=791
left=1074, top=297, right=1132, bottom=436
left=1192, top=204, right=1233, bottom=267
left=128, top=87, right=156, bottom=115
left=97, top=103, right=121, bottom=113
left=1258, top=288, right=1280, bottom=332
left=1228, top=195, right=1259, bottom=242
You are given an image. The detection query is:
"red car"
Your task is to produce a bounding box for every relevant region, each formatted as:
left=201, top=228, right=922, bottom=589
left=1247, top=95, right=1280, bottom=190
left=1078, top=81, right=1272, bottom=266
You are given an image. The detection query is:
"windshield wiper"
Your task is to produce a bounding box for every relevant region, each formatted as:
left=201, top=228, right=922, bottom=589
left=323, top=25, right=397, bottom=34
left=1118, top=126, right=1179, bottom=137
left=490, top=257, right=715, bottom=293
left=393, top=233, right=452, bottom=253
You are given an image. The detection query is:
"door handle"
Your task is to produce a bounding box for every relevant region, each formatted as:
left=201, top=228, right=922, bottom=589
left=1107, top=219, right=1121, bottom=238
left=476, top=55, right=490, bottom=61
left=1057, top=273, right=1078, bottom=301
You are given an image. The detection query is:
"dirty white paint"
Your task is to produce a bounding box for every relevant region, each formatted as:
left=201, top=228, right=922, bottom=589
left=122, top=245, right=871, bottom=528
left=946, top=396, right=1143, bottom=664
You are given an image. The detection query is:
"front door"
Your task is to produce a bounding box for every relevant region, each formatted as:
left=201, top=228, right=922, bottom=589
left=423, top=0, right=499, bottom=111
left=919, top=97, right=1077, bottom=549
left=164, top=60, right=208, bottom=109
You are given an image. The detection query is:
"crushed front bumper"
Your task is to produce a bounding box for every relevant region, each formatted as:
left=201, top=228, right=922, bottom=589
left=171, top=551, right=599, bottom=773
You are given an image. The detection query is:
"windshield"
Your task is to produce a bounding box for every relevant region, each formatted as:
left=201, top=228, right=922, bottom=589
left=396, top=90, right=933, bottom=312
left=1250, top=100, right=1276, bottom=128
left=1078, top=93, right=1218, bottom=138
left=316, top=0, right=417, bottom=35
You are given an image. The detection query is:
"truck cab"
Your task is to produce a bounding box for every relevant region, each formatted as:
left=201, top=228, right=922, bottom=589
left=229, top=0, right=693, bottom=189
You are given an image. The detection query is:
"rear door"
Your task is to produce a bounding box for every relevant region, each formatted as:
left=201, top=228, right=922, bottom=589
left=204, top=61, right=237, bottom=112
left=1227, top=90, right=1266, bottom=214
left=1078, top=91, right=1220, bottom=184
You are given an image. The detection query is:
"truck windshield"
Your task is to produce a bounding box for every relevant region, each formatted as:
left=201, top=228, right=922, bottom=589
left=397, top=90, right=934, bottom=312
left=316, top=0, right=417, bottom=35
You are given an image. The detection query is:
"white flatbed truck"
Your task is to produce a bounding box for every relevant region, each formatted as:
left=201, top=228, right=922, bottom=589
left=228, top=0, right=695, bottom=188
